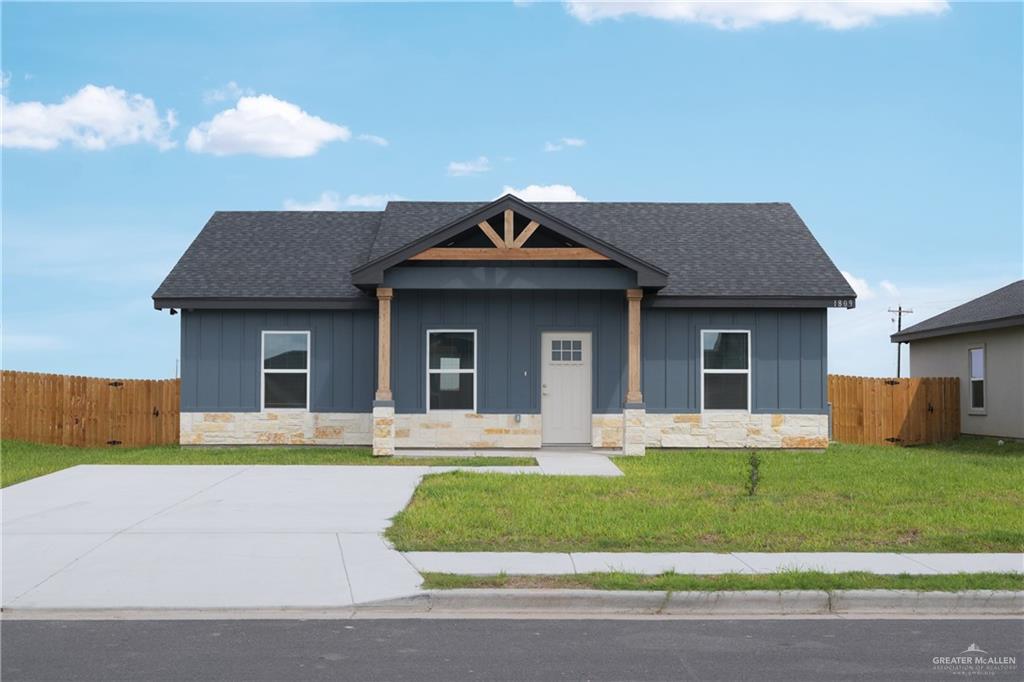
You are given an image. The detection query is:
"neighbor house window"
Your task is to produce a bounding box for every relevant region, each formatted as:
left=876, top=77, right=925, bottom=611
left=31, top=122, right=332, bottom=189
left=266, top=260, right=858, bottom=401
left=969, top=346, right=985, bottom=412
left=701, top=330, right=750, bottom=411
left=262, top=331, right=310, bottom=410
left=427, top=330, right=476, bottom=411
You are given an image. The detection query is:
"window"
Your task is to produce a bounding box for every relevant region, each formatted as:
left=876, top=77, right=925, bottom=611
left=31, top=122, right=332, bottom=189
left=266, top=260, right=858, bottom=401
left=701, top=330, right=750, bottom=411
left=551, top=339, right=583, bottom=363
left=969, top=347, right=985, bottom=412
left=262, top=331, right=309, bottom=410
left=427, top=330, right=476, bottom=411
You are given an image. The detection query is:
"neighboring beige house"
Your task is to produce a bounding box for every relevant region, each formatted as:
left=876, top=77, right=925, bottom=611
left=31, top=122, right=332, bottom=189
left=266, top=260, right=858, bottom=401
left=891, top=280, right=1023, bottom=440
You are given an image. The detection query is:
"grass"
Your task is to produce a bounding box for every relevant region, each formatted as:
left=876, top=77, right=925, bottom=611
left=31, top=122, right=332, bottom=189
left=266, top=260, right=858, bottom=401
left=0, top=440, right=536, bottom=488
left=421, top=571, right=1024, bottom=592
left=388, top=437, right=1024, bottom=553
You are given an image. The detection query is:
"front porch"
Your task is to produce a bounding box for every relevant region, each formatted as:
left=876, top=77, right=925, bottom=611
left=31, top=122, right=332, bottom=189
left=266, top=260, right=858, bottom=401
left=365, top=199, right=656, bottom=457
left=369, top=284, right=649, bottom=457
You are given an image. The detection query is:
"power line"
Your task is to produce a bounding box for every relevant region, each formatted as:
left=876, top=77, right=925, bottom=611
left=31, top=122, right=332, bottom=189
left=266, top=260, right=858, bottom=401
left=888, top=306, right=914, bottom=377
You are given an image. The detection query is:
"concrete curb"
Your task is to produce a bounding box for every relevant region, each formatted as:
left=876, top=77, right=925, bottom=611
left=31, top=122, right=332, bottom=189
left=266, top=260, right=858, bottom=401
left=830, top=590, right=1024, bottom=615
left=4, top=590, right=1020, bottom=620
left=361, top=589, right=1024, bottom=616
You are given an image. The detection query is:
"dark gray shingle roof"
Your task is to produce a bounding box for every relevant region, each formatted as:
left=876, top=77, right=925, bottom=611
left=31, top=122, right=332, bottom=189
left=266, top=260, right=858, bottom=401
left=891, top=280, right=1024, bottom=343
left=154, top=201, right=854, bottom=303
left=154, top=211, right=382, bottom=300
left=371, top=201, right=853, bottom=298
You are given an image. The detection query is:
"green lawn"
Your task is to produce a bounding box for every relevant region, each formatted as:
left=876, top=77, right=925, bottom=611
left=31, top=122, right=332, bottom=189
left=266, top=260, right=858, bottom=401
left=0, top=440, right=536, bottom=488
left=422, top=571, right=1024, bottom=592
left=388, top=437, right=1024, bottom=553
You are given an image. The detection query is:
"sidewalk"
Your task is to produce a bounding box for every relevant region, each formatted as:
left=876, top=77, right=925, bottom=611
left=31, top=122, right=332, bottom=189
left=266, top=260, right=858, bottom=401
left=404, top=551, right=1024, bottom=576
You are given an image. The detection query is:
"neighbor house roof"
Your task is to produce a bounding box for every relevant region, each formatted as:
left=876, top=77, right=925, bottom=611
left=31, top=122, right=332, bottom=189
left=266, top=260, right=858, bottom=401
left=890, top=280, right=1024, bottom=343
left=153, top=197, right=856, bottom=308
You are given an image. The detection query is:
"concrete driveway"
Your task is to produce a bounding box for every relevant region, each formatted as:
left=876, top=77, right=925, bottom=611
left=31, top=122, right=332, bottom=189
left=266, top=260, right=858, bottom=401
left=1, top=464, right=481, bottom=610
left=2, top=455, right=620, bottom=611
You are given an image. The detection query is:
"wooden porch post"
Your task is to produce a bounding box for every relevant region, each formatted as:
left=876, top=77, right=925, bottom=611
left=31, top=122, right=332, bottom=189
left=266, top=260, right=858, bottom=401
left=626, top=288, right=643, bottom=404
left=375, top=287, right=394, bottom=401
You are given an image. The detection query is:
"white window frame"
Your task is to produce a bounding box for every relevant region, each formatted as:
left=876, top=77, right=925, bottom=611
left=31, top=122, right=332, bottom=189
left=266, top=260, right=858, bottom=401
left=968, top=345, right=986, bottom=415
left=426, top=329, right=477, bottom=413
left=260, top=330, right=311, bottom=412
left=700, top=329, right=752, bottom=413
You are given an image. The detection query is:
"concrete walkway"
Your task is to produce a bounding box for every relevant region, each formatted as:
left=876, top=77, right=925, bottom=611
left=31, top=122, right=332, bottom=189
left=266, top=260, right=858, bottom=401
left=404, top=551, right=1024, bottom=576
left=399, top=449, right=624, bottom=477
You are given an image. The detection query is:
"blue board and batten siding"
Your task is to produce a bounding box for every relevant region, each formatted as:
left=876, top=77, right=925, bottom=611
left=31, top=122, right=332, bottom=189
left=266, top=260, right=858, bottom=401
left=180, top=310, right=377, bottom=413
left=642, top=308, right=827, bottom=414
left=391, top=291, right=627, bottom=414
left=179, top=296, right=828, bottom=415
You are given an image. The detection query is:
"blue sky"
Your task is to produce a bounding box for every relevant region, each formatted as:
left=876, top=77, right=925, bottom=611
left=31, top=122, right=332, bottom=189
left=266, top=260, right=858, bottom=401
left=2, top=1, right=1021, bottom=379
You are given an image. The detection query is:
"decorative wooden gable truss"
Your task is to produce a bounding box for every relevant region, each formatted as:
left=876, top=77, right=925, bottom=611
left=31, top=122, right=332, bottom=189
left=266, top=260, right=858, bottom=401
left=409, top=208, right=610, bottom=261
left=350, top=194, right=668, bottom=288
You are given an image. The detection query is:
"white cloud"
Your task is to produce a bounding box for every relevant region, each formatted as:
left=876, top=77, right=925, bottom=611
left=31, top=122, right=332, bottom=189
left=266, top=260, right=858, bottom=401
left=186, top=94, right=350, bottom=157
left=841, top=270, right=875, bottom=300
left=880, top=280, right=901, bottom=297
left=283, top=191, right=402, bottom=211
left=1, top=84, right=177, bottom=151
left=343, top=193, right=403, bottom=208
left=284, top=191, right=344, bottom=211
left=544, top=137, right=586, bottom=152
left=447, top=156, right=491, bottom=176
left=357, top=133, right=389, bottom=147
left=500, top=184, right=589, bottom=202
left=202, top=81, right=254, bottom=104
left=1, top=71, right=10, bottom=90
left=565, top=1, right=949, bottom=30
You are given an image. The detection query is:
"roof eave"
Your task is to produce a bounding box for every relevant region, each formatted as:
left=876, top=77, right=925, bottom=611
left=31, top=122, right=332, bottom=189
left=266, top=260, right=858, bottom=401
left=153, top=296, right=376, bottom=311
left=647, top=294, right=856, bottom=309
left=890, top=314, right=1024, bottom=343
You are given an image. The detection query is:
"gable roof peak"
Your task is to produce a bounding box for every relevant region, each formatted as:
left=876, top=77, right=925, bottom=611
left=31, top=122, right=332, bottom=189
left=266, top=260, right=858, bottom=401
left=353, top=195, right=669, bottom=288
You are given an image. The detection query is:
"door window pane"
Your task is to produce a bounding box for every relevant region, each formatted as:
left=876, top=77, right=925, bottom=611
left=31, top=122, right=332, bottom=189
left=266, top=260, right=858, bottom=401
left=704, top=374, right=748, bottom=410
left=429, top=332, right=474, bottom=370
left=264, top=373, right=307, bottom=409
left=703, top=332, right=748, bottom=370
left=429, top=373, right=474, bottom=410
left=551, top=339, right=583, bottom=362
left=264, top=333, right=308, bottom=370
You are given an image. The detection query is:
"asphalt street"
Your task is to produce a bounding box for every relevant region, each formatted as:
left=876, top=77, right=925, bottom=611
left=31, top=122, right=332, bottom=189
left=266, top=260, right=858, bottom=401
left=3, top=618, right=1022, bottom=681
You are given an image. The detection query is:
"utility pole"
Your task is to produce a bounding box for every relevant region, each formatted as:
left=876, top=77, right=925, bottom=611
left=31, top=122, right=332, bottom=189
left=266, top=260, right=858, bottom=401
left=889, top=306, right=913, bottom=377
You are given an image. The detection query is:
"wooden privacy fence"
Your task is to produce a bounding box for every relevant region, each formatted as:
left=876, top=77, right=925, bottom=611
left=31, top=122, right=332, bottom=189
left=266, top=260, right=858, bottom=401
left=829, top=375, right=959, bottom=446
left=1, top=371, right=180, bottom=447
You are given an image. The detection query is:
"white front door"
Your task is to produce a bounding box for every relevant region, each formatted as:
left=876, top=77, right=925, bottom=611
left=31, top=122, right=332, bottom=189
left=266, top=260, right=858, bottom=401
left=541, top=332, right=592, bottom=445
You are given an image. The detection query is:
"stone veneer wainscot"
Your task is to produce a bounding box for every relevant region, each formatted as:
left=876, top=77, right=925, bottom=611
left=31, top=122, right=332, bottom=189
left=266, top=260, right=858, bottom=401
left=592, top=412, right=829, bottom=450
left=180, top=412, right=372, bottom=446
left=183, top=411, right=827, bottom=450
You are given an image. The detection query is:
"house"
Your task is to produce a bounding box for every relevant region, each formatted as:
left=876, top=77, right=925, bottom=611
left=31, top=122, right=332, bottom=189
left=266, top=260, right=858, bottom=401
left=891, top=280, right=1023, bottom=440
left=153, top=195, right=856, bottom=455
